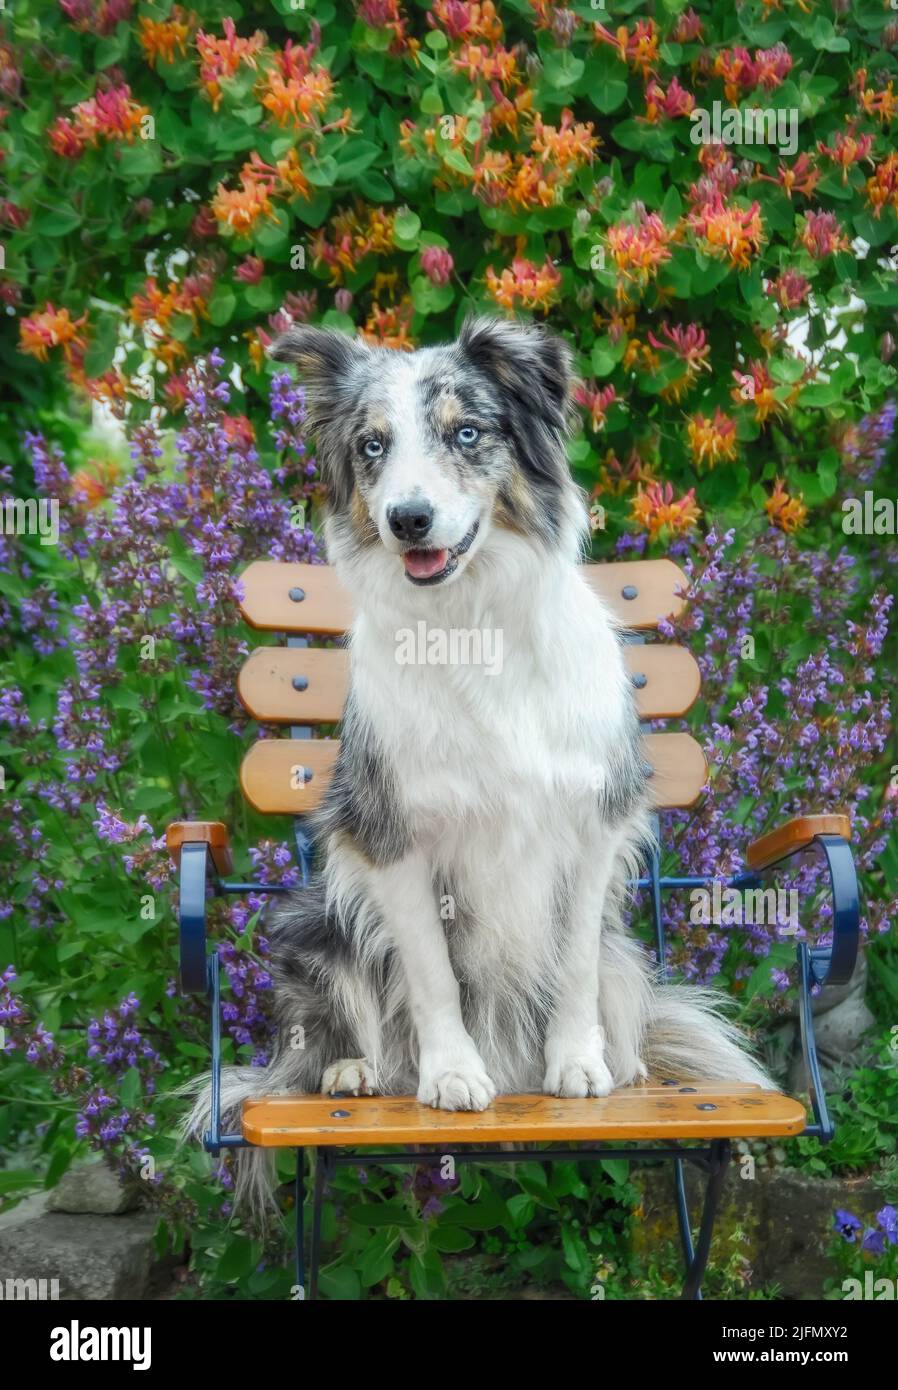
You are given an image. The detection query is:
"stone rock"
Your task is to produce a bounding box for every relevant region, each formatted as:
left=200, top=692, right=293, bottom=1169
left=635, top=1160, right=881, bottom=1299
left=772, top=952, right=876, bottom=1094
left=0, top=1207, right=164, bottom=1300
left=47, top=1160, right=142, bottom=1216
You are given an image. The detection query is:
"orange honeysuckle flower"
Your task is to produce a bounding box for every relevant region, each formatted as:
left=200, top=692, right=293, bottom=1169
left=673, top=8, right=703, bottom=43
left=19, top=303, right=89, bottom=363
left=854, top=73, right=898, bottom=125
left=595, top=448, right=657, bottom=497
left=259, top=67, right=333, bottom=128
left=362, top=296, right=415, bottom=351
left=647, top=321, right=710, bottom=375
left=767, top=270, right=811, bottom=310
left=484, top=255, right=561, bottom=313
left=138, top=7, right=194, bottom=68
left=71, top=459, right=121, bottom=507
left=730, top=360, right=783, bottom=424
left=817, top=124, right=874, bottom=183
left=48, top=117, right=86, bottom=159
left=573, top=381, right=618, bottom=432
left=357, top=0, right=418, bottom=55
left=452, top=41, right=518, bottom=86
left=471, top=149, right=514, bottom=205
left=687, top=196, right=764, bottom=269
left=643, top=77, right=695, bottom=123
left=58, top=85, right=151, bottom=150
left=505, top=156, right=556, bottom=210
left=606, top=212, right=678, bottom=297
left=211, top=168, right=278, bottom=234
left=594, top=20, right=658, bottom=78
left=196, top=17, right=267, bottom=110
left=713, top=47, right=758, bottom=105
left=429, top=0, right=504, bottom=43
left=273, top=147, right=312, bottom=199
left=686, top=408, right=738, bottom=468
left=765, top=477, right=807, bottom=533
left=798, top=209, right=851, bottom=259
left=311, top=204, right=397, bottom=285
left=488, top=85, right=533, bottom=138
left=759, top=151, right=820, bottom=200
left=530, top=109, right=599, bottom=166
left=631, top=482, right=701, bottom=540
left=865, top=153, right=898, bottom=218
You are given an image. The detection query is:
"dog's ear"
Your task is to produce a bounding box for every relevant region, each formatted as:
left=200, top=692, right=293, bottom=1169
left=457, top=315, right=574, bottom=436
left=458, top=315, right=575, bottom=489
left=269, top=325, right=368, bottom=424
left=270, top=325, right=371, bottom=510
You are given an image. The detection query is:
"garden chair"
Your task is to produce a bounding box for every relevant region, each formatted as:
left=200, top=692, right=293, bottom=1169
left=166, top=556, right=859, bottom=1300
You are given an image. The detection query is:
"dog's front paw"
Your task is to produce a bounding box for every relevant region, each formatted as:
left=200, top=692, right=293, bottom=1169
left=543, top=1051, right=615, bottom=1099
left=321, top=1058, right=377, bottom=1096
left=417, top=1060, right=497, bottom=1112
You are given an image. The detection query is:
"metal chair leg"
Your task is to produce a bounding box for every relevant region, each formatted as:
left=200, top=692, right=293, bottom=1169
left=680, top=1139, right=731, bottom=1300
left=294, top=1147, right=305, bottom=1299
left=308, top=1147, right=332, bottom=1301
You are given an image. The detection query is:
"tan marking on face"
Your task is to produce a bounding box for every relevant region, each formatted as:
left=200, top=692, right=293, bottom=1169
left=436, top=395, right=464, bottom=431
left=350, top=486, right=379, bottom=547
left=492, top=468, right=539, bottom=535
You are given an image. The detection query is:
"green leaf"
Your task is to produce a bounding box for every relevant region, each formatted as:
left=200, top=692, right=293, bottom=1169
left=306, top=155, right=340, bottom=188
left=319, top=1264, right=362, bottom=1300
left=411, top=276, right=454, bottom=316
left=347, top=1200, right=417, bottom=1228
left=207, top=287, right=237, bottom=327
left=119, top=1067, right=142, bottom=1108
left=35, top=208, right=82, bottom=237
left=0, top=1170, right=42, bottom=1195
left=420, top=85, right=443, bottom=115
left=393, top=207, right=421, bottom=244
left=443, top=146, right=474, bottom=177
left=542, top=50, right=585, bottom=91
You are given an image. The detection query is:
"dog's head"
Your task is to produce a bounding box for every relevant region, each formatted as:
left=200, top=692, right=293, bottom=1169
left=270, top=315, right=579, bottom=587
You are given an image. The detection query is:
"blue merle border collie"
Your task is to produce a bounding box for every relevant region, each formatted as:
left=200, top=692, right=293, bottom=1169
left=186, top=316, right=769, bottom=1214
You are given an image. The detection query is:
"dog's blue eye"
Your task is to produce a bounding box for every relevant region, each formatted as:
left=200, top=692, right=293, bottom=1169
left=456, top=426, right=479, bottom=446
left=363, top=439, right=383, bottom=459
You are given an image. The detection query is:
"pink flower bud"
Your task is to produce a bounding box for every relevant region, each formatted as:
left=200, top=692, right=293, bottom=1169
left=420, top=246, right=454, bottom=287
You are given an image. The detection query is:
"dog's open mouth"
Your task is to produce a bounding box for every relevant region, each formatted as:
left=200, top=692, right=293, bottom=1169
left=402, top=521, right=479, bottom=585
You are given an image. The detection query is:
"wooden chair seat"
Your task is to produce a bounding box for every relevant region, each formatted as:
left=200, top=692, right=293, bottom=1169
left=241, top=1085, right=806, bottom=1147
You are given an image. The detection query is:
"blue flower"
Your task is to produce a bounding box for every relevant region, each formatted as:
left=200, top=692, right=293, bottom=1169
left=834, top=1209, right=862, bottom=1242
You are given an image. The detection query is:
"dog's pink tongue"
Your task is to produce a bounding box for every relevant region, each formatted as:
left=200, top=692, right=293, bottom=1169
left=403, top=548, right=448, bottom=580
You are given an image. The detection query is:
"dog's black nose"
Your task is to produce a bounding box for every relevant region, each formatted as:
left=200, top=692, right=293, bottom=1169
left=388, top=501, right=433, bottom=542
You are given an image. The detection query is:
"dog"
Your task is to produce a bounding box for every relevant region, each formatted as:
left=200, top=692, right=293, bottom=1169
left=186, top=315, right=769, bottom=1214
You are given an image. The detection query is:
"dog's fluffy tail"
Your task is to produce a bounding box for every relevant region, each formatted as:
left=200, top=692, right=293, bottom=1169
left=644, top=984, right=772, bottom=1087
left=599, top=925, right=772, bottom=1089
left=178, top=1065, right=279, bottom=1223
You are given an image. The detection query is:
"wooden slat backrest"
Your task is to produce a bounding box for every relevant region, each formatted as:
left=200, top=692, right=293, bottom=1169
left=238, top=557, right=688, bottom=634
left=237, top=557, right=707, bottom=812
left=237, top=642, right=701, bottom=725
left=240, top=731, right=707, bottom=815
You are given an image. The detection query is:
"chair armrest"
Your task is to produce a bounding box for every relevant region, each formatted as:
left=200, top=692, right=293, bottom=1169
left=166, top=822, right=233, bottom=994
left=166, top=821, right=234, bottom=875
left=745, top=814, right=851, bottom=872
left=743, top=815, right=859, bottom=990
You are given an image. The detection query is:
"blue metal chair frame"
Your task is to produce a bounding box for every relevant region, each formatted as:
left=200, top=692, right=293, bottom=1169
left=175, top=616, right=862, bottom=1299
left=176, top=800, right=859, bottom=1300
